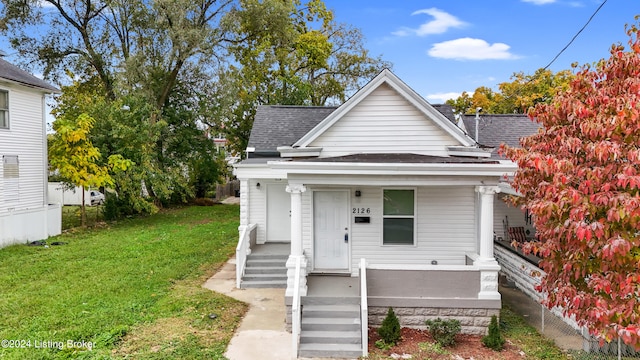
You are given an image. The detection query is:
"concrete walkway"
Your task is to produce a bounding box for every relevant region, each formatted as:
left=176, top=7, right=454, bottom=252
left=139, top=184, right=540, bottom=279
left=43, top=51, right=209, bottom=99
left=202, top=258, right=293, bottom=360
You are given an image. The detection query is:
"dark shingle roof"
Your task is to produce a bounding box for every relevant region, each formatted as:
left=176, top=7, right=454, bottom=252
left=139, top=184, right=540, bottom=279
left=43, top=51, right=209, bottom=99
left=248, top=105, right=337, bottom=153
left=247, top=105, right=541, bottom=158
left=462, top=114, right=541, bottom=152
left=0, top=58, right=59, bottom=92
left=431, top=104, right=457, bottom=123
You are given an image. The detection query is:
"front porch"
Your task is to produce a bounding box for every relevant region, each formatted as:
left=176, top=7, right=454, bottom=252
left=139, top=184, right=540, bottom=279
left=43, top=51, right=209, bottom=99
left=238, top=243, right=502, bottom=358
left=234, top=175, right=508, bottom=359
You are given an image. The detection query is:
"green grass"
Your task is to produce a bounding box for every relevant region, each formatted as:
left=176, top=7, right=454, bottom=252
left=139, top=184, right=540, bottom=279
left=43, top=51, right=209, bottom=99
left=501, top=305, right=570, bottom=359
left=61, top=205, right=105, bottom=230
left=0, top=205, right=246, bottom=359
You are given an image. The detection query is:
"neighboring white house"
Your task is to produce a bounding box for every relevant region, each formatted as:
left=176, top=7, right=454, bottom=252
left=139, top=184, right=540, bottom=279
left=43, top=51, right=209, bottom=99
left=47, top=182, right=94, bottom=206
left=234, top=69, right=519, bottom=358
left=0, top=58, right=61, bottom=248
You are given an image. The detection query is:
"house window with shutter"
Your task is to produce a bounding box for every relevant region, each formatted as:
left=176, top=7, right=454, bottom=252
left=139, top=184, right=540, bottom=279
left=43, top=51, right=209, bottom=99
left=382, top=189, right=416, bottom=245
left=3, top=155, right=19, bottom=202
left=0, top=90, right=8, bottom=129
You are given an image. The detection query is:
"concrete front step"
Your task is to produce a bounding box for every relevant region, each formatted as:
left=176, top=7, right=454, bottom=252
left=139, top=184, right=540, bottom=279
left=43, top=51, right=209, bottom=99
left=240, top=279, right=287, bottom=288
left=247, top=253, right=288, bottom=259
left=301, top=317, right=361, bottom=332
left=241, top=253, right=286, bottom=288
left=300, top=330, right=361, bottom=344
left=298, top=343, right=362, bottom=359
left=242, top=273, right=287, bottom=282
left=301, top=296, right=360, bottom=305
left=302, top=304, right=360, bottom=318
left=244, top=266, right=287, bottom=275
left=246, top=258, right=287, bottom=267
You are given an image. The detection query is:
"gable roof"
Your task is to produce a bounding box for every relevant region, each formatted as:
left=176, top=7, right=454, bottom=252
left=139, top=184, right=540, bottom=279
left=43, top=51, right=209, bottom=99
left=462, top=114, right=541, bottom=156
left=431, top=104, right=457, bottom=123
left=248, top=105, right=337, bottom=154
left=293, top=69, right=476, bottom=148
left=0, top=58, right=59, bottom=92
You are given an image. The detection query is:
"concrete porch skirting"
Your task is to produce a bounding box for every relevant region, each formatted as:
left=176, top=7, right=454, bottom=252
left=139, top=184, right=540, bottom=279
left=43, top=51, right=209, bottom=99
left=364, top=267, right=501, bottom=335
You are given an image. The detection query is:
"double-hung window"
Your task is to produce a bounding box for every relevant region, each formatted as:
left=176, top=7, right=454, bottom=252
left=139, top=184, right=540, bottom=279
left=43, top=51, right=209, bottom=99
left=383, top=189, right=415, bottom=245
left=3, top=155, right=19, bottom=202
left=0, top=90, right=8, bottom=129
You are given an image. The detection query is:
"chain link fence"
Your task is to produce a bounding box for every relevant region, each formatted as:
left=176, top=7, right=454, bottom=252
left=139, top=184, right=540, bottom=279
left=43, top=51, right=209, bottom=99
left=495, top=243, right=640, bottom=359
left=501, top=279, right=639, bottom=359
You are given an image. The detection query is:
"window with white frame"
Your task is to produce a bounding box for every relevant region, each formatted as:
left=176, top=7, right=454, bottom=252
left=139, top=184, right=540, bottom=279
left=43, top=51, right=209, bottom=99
left=383, top=189, right=415, bottom=245
left=3, top=155, right=19, bottom=202
left=0, top=90, right=8, bottom=129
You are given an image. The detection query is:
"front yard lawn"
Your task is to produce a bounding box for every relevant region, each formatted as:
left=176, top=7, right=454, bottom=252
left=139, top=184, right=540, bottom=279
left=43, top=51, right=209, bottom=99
left=0, top=205, right=246, bottom=359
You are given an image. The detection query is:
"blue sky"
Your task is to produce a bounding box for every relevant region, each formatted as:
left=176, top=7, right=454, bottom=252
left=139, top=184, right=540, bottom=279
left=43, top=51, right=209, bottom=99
left=324, top=0, right=638, bottom=103
left=1, top=0, right=635, bottom=106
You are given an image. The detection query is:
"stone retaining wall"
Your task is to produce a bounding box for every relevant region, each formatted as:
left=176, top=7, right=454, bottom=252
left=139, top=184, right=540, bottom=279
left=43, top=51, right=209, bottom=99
left=368, top=306, right=499, bottom=335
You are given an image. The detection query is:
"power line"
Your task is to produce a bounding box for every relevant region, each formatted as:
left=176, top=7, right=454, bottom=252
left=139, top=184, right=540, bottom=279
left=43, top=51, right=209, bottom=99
left=541, top=0, right=608, bottom=71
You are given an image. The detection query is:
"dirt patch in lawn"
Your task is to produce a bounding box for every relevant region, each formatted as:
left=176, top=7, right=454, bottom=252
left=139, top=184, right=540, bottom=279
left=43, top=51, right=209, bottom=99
left=367, top=327, right=526, bottom=360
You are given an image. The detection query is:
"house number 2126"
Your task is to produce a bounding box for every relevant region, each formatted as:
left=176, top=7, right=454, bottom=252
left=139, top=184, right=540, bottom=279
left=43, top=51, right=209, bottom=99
left=352, top=208, right=371, bottom=214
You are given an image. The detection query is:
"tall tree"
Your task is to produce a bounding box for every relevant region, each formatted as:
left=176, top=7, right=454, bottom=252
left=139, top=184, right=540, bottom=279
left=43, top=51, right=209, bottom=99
left=49, top=112, right=130, bottom=226
left=219, top=0, right=391, bottom=155
left=498, top=68, right=574, bottom=113
left=447, top=68, right=574, bottom=115
left=0, top=0, right=232, bottom=210
left=502, top=24, right=640, bottom=348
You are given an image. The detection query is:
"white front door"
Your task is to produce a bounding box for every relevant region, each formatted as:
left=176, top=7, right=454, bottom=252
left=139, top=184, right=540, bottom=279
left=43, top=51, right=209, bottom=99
left=267, top=184, right=291, bottom=242
left=313, top=190, right=350, bottom=271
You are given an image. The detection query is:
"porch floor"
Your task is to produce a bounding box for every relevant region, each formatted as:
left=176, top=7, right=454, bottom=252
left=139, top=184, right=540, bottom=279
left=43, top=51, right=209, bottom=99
left=307, top=275, right=359, bottom=297
left=251, top=243, right=289, bottom=255
left=251, top=243, right=360, bottom=297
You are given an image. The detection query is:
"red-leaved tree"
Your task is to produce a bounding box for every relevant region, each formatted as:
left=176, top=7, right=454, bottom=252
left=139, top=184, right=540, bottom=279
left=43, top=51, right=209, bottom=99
left=501, top=23, right=640, bottom=348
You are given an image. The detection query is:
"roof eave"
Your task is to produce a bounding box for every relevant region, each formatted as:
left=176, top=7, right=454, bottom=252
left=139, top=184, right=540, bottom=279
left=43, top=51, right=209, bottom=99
left=267, top=159, right=518, bottom=177
left=0, top=77, right=60, bottom=93
left=277, top=146, right=322, bottom=157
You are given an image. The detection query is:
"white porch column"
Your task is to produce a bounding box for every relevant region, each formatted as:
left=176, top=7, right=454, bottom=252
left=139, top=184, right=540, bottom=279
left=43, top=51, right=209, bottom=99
left=285, top=183, right=308, bottom=297
left=286, top=184, right=306, bottom=257
left=475, top=185, right=501, bottom=300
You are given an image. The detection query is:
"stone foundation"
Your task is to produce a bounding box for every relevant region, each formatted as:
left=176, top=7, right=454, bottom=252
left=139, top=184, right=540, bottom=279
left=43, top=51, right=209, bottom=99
left=368, top=306, right=500, bottom=335
left=285, top=302, right=499, bottom=335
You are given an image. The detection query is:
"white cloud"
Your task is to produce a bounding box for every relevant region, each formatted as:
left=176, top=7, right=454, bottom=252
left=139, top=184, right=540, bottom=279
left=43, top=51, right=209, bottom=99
left=521, top=0, right=556, bottom=4
left=37, top=0, right=56, bottom=7
left=426, top=92, right=462, bottom=103
left=392, top=8, right=467, bottom=37
left=428, top=38, right=519, bottom=60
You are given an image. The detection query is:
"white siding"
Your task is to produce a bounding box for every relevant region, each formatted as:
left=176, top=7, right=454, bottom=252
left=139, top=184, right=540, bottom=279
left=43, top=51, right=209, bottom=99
left=0, top=204, right=61, bottom=248
left=0, top=156, right=3, bottom=208
left=0, top=85, right=46, bottom=216
left=309, top=84, right=461, bottom=157
left=248, top=179, right=267, bottom=244
left=0, top=82, right=61, bottom=247
left=302, top=189, right=312, bottom=261
left=493, top=194, right=536, bottom=240
left=301, top=186, right=477, bottom=275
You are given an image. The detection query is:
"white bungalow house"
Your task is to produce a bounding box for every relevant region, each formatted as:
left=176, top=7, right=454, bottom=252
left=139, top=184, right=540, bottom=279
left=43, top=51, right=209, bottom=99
left=0, top=58, right=62, bottom=248
left=233, top=69, right=517, bottom=358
